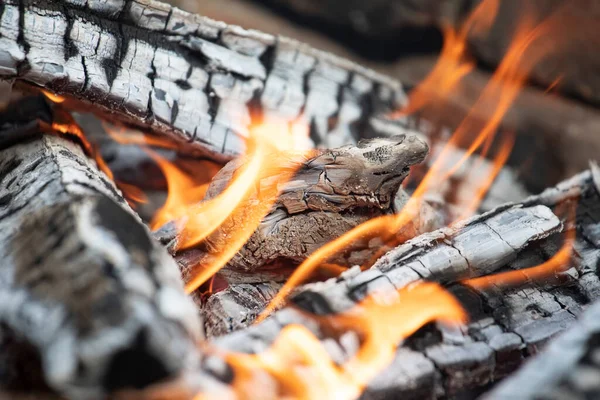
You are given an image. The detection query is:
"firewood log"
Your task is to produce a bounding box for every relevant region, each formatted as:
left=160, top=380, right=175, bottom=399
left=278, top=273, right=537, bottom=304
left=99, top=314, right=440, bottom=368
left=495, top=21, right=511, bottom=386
left=162, top=134, right=434, bottom=285
left=485, top=295, right=600, bottom=399
left=0, top=0, right=415, bottom=160
left=197, top=169, right=600, bottom=399
left=0, top=97, right=201, bottom=398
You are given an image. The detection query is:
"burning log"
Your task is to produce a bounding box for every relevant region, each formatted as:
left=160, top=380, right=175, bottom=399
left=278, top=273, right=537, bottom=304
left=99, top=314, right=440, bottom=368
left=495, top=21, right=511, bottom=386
left=486, top=296, right=600, bottom=399
left=0, top=0, right=414, bottom=160
left=200, top=169, right=600, bottom=398
left=164, top=133, right=434, bottom=287
left=0, top=98, right=201, bottom=398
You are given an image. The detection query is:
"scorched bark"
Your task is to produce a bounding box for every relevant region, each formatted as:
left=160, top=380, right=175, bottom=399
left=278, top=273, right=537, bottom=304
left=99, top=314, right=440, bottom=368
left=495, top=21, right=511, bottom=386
left=0, top=0, right=415, bottom=160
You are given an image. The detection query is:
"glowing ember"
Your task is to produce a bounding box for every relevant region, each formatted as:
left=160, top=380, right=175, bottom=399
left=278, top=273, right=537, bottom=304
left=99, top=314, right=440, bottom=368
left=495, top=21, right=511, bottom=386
left=220, top=283, right=466, bottom=400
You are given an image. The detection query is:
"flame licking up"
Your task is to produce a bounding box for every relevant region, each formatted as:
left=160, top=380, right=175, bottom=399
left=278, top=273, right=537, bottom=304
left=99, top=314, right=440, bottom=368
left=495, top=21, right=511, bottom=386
left=220, top=283, right=466, bottom=400
left=391, top=0, right=500, bottom=117
left=257, top=0, right=567, bottom=320
left=182, top=122, right=312, bottom=293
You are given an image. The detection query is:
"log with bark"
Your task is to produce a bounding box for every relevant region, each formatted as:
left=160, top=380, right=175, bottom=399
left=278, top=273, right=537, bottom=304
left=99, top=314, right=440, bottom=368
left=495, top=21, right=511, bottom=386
left=159, top=133, right=439, bottom=287
left=0, top=97, right=201, bottom=398
left=0, top=0, right=415, bottom=161
left=196, top=168, right=600, bottom=399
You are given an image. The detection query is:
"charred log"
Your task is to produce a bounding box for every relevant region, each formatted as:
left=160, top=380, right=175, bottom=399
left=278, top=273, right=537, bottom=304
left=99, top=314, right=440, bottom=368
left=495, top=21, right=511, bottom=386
left=201, top=169, right=600, bottom=398
left=0, top=99, right=201, bottom=398
left=0, top=0, right=415, bottom=160
left=486, top=296, right=600, bottom=399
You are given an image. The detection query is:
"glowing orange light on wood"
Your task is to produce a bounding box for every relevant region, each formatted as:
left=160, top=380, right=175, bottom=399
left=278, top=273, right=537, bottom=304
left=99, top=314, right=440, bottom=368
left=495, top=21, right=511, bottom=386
left=183, top=122, right=311, bottom=293
left=225, top=283, right=466, bottom=400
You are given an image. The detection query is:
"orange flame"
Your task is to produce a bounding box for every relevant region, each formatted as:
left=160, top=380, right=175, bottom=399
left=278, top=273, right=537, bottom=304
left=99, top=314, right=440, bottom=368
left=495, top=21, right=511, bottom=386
left=220, top=282, right=466, bottom=400
left=454, top=131, right=515, bottom=221
left=259, top=3, right=559, bottom=320
left=50, top=120, right=115, bottom=181
left=41, top=89, right=65, bottom=103
left=116, top=181, right=149, bottom=206
left=182, top=122, right=311, bottom=293
left=147, top=149, right=211, bottom=230
left=102, top=122, right=179, bottom=150
left=392, top=0, right=500, bottom=117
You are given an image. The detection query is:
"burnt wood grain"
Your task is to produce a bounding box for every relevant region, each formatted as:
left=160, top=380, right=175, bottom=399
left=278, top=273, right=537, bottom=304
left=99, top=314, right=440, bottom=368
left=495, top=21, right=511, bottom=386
left=0, top=0, right=415, bottom=161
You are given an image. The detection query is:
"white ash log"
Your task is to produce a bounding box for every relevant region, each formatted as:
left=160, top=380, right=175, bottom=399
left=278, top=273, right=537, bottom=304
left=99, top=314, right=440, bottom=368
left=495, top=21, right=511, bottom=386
left=485, top=297, right=600, bottom=400
left=0, top=0, right=415, bottom=160
left=196, top=170, right=600, bottom=399
left=0, top=100, right=201, bottom=398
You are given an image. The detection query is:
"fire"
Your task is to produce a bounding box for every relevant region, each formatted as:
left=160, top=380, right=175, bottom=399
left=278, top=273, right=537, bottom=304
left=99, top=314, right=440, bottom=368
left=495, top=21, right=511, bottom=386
left=392, top=0, right=499, bottom=117
left=41, top=89, right=66, bottom=103
left=182, top=122, right=311, bottom=293
left=220, top=283, right=466, bottom=400
left=454, top=131, right=515, bottom=221
left=102, top=122, right=179, bottom=150
left=259, top=0, right=558, bottom=319
left=147, top=149, right=212, bottom=229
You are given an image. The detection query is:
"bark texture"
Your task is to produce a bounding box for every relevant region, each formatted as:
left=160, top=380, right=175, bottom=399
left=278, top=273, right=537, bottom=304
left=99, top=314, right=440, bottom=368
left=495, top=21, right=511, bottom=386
left=486, top=298, right=600, bottom=399
left=165, top=134, right=434, bottom=284
left=0, top=101, right=201, bottom=398
left=0, top=0, right=414, bottom=161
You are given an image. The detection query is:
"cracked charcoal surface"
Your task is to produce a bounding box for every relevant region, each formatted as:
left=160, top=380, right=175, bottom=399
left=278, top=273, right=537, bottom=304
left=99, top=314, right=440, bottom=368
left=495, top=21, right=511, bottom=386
left=0, top=0, right=416, bottom=161
left=0, top=108, right=202, bottom=398
left=487, top=298, right=600, bottom=399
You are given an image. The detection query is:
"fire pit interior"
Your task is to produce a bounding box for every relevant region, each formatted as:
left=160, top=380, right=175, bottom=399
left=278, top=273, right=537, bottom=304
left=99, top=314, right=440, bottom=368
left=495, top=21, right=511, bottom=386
left=1, top=0, right=599, bottom=399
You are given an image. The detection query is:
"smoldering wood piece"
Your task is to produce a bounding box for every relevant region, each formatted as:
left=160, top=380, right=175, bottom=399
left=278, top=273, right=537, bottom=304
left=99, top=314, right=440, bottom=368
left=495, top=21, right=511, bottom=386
left=485, top=299, right=600, bottom=400
left=0, top=121, right=203, bottom=397
left=167, top=134, right=440, bottom=284
left=207, top=171, right=600, bottom=398
left=0, top=0, right=416, bottom=161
